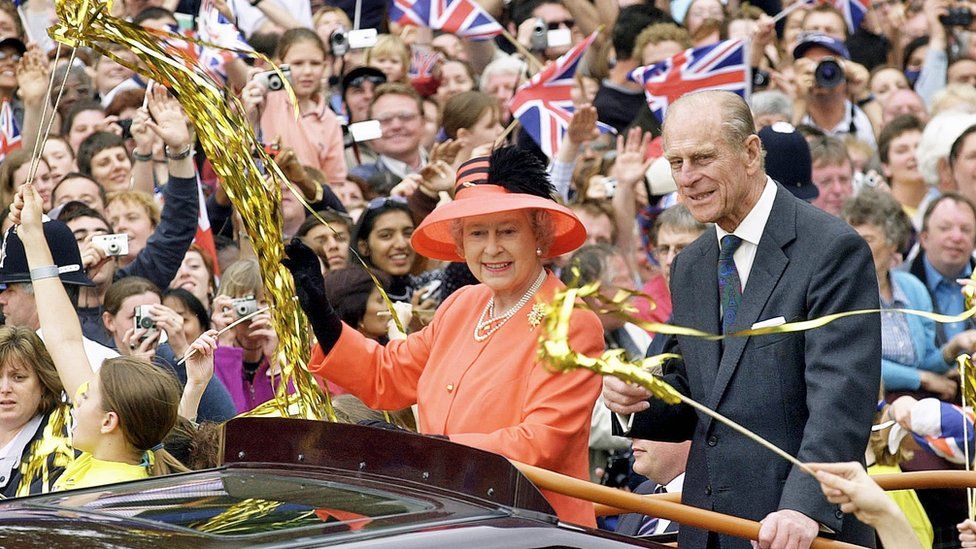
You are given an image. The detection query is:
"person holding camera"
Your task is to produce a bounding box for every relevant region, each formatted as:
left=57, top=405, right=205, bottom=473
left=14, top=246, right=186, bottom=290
left=242, top=28, right=347, bottom=186
left=99, top=276, right=236, bottom=423
left=210, top=259, right=284, bottom=414
left=792, top=33, right=878, bottom=151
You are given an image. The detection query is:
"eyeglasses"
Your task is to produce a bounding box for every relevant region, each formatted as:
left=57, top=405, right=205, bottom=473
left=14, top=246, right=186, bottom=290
left=348, top=75, right=386, bottom=88
left=365, top=196, right=408, bottom=210
left=374, top=111, right=420, bottom=126
left=547, top=19, right=575, bottom=30
left=0, top=51, right=22, bottom=62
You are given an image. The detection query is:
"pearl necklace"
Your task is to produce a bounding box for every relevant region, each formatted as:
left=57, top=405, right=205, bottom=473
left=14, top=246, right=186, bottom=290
left=474, top=270, right=547, bottom=342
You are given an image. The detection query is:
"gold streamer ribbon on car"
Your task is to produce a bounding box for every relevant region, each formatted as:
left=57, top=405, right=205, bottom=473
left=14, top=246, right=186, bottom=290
left=50, top=0, right=334, bottom=420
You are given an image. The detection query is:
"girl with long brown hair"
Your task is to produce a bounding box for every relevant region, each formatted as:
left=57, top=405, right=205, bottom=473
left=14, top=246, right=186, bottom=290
left=11, top=183, right=221, bottom=489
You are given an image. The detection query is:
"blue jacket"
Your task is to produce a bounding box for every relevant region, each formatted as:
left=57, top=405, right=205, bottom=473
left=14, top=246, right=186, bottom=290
left=883, top=270, right=950, bottom=390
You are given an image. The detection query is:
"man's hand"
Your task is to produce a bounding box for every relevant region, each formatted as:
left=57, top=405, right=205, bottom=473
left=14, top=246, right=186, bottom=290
left=603, top=375, right=651, bottom=415
left=843, top=60, right=870, bottom=103
left=16, top=45, right=50, bottom=106
left=754, top=509, right=818, bottom=549
left=419, top=160, right=455, bottom=195
left=429, top=138, right=463, bottom=166
left=611, top=126, right=652, bottom=188
left=145, top=85, right=191, bottom=150
left=566, top=104, right=600, bottom=146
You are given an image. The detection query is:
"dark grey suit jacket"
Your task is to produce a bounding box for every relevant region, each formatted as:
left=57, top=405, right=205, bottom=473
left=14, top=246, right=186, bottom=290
left=628, top=183, right=881, bottom=548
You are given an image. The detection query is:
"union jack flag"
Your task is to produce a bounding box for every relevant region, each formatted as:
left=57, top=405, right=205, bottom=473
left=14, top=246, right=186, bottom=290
left=409, top=47, right=443, bottom=79
left=389, top=0, right=503, bottom=40
left=0, top=100, right=22, bottom=162
left=629, top=39, right=748, bottom=123
left=508, top=31, right=613, bottom=159
left=198, top=0, right=253, bottom=63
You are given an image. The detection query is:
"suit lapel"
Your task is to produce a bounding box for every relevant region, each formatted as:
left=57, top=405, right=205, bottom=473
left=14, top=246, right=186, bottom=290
left=706, top=186, right=796, bottom=410
left=678, top=238, right=721, bottom=393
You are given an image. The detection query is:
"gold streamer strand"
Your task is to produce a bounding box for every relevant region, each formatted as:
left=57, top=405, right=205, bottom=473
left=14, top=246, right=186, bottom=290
left=537, top=285, right=813, bottom=475
left=960, top=355, right=975, bottom=520
left=16, top=404, right=73, bottom=496
left=51, top=1, right=332, bottom=420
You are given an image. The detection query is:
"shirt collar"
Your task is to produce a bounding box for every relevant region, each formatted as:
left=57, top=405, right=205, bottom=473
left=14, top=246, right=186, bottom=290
left=923, top=255, right=972, bottom=292
left=379, top=149, right=429, bottom=178
left=715, top=177, right=777, bottom=247
left=889, top=274, right=911, bottom=307
left=664, top=472, right=685, bottom=493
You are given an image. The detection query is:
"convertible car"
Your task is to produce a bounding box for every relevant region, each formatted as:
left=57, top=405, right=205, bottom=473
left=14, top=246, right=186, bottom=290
left=0, top=418, right=668, bottom=548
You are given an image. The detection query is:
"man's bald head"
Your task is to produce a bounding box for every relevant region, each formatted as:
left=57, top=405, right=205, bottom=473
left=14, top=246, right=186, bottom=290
left=664, top=91, right=758, bottom=149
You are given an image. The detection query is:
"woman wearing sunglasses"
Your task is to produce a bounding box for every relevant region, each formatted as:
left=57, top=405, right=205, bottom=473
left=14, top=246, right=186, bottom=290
left=285, top=147, right=603, bottom=526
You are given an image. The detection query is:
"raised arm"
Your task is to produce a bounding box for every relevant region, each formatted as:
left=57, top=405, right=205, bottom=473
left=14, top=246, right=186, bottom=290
left=11, top=185, right=92, bottom=400
left=179, top=329, right=219, bottom=422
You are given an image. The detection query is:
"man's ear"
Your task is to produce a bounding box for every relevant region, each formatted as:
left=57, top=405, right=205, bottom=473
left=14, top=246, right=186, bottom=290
left=744, top=134, right=763, bottom=176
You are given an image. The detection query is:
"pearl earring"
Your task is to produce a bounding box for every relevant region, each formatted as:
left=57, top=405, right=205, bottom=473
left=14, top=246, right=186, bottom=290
left=536, top=248, right=542, bottom=257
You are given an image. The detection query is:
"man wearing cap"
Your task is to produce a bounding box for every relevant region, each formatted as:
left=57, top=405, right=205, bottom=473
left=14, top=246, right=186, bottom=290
left=341, top=66, right=386, bottom=168
left=0, top=219, right=118, bottom=369
left=757, top=122, right=819, bottom=202
left=793, top=32, right=877, bottom=151
left=604, top=90, right=880, bottom=549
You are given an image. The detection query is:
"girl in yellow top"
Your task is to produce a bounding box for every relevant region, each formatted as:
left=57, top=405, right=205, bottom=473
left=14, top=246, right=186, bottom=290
left=12, top=169, right=220, bottom=491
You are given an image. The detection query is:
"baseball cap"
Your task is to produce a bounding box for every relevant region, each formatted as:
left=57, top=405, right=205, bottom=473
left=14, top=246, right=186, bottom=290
left=759, top=122, right=819, bottom=201
left=792, top=32, right=850, bottom=60
left=0, top=219, right=95, bottom=287
left=341, top=66, right=387, bottom=96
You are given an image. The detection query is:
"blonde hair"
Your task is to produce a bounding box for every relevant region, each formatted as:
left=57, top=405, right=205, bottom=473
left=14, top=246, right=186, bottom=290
left=106, top=190, right=161, bottom=226
left=365, top=34, right=410, bottom=83
left=931, top=83, right=976, bottom=117
left=312, top=6, right=352, bottom=29
left=632, top=23, right=691, bottom=60
left=217, top=258, right=263, bottom=299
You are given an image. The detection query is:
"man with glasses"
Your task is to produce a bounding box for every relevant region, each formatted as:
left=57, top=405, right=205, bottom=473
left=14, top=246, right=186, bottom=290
left=349, top=83, right=427, bottom=195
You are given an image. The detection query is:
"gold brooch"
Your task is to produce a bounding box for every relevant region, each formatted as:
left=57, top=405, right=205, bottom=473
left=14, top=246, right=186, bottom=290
left=528, top=303, right=547, bottom=328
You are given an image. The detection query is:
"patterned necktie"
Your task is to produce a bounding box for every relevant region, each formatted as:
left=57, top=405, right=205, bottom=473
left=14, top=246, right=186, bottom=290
left=635, top=484, right=669, bottom=536
left=718, top=235, right=744, bottom=333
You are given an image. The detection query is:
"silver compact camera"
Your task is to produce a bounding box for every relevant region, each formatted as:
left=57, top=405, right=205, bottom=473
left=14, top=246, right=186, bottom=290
left=133, top=305, right=156, bottom=331
left=92, top=234, right=129, bottom=256
left=232, top=296, right=259, bottom=318
left=254, top=66, right=291, bottom=92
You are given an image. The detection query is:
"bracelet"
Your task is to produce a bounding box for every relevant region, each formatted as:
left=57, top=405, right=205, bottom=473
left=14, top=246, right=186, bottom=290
left=29, top=265, right=60, bottom=282
left=132, top=149, right=153, bottom=162
left=165, top=144, right=193, bottom=160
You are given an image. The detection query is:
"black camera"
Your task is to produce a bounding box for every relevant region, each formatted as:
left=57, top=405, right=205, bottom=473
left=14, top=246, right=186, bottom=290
left=330, top=28, right=348, bottom=57
left=814, top=57, right=845, bottom=89
left=940, top=7, right=973, bottom=26
left=530, top=18, right=548, bottom=51
left=118, top=118, right=133, bottom=139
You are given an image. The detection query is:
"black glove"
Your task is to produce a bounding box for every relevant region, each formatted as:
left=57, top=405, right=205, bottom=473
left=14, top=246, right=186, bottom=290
left=283, top=238, right=342, bottom=353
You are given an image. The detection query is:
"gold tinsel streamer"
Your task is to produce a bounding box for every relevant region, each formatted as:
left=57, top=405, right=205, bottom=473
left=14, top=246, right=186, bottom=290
left=50, top=0, right=331, bottom=420
left=15, top=404, right=73, bottom=496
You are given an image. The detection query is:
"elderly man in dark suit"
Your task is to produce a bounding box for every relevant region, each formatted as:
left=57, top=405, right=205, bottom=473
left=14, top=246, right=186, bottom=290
left=603, top=90, right=881, bottom=549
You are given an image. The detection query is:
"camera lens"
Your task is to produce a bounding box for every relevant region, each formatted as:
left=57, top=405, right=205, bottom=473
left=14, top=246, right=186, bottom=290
left=107, top=242, right=120, bottom=254
left=140, top=317, right=154, bottom=329
left=814, top=59, right=844, bottom=89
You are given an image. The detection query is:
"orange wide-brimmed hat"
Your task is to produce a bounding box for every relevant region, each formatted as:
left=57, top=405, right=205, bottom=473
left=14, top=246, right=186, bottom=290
left=411, top=156, right=587, bottom=262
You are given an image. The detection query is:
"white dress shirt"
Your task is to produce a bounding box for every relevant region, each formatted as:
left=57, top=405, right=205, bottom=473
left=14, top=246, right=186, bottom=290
left=714, top=177, right=777, bottom=292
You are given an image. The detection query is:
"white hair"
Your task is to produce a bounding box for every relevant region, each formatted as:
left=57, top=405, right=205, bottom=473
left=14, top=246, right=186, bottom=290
left=749, top=90, right=793, bottom=121
left=479, top=55, right=526, bottom=92
left=917, top=111, right=976, bottom=186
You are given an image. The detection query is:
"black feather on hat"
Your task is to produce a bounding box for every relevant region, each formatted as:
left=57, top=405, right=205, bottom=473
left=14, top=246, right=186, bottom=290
left=485, top=146, right=556, bottom=200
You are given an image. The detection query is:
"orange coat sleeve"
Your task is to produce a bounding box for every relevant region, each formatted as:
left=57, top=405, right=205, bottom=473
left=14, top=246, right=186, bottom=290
left=307, top=289, right=463, bottom=410
left=448, top=310, right=604, bottom=473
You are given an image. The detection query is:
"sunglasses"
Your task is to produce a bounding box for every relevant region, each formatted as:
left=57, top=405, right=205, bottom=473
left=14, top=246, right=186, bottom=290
left=348, top=75, right=386, bottom=88
left=366, top=196, right=408, bottom=210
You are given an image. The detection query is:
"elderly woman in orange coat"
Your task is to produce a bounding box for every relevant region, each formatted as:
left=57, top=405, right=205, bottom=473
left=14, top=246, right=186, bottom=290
left=283, top=147, right=604, bottom=526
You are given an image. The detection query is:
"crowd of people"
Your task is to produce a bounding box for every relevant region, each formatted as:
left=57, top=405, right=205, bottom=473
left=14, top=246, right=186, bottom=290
left=1, top=0, right=976, bottom=546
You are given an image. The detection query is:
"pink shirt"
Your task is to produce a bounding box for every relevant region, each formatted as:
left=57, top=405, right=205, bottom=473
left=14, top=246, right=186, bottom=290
left=260, top=92, right=347, bottom=183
